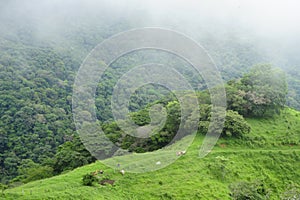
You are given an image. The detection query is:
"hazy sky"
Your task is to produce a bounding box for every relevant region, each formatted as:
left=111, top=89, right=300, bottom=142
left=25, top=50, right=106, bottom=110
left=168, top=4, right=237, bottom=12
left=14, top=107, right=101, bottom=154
left=1, top=0, right=299, bottom=38
left=142, top=0, right=300, bottom=38
left=0, top=0, right=299, bottom=60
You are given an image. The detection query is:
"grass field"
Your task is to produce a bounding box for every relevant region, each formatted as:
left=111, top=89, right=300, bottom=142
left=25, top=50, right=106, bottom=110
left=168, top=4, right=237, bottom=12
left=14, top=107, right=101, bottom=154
left=2, top=108, right=300, bottom=199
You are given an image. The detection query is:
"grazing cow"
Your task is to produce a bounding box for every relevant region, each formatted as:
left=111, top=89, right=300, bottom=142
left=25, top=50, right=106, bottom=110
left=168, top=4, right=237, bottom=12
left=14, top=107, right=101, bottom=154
left=120, top=169, right=125, bottom=176
left=176, top=151, right=187, bottom=156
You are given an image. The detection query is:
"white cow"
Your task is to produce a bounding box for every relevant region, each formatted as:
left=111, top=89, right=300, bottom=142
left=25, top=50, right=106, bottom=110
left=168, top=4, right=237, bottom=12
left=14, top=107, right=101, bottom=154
left=176, top=150, right=186, bottom=156
left=120, top=169, right=125, bottom=176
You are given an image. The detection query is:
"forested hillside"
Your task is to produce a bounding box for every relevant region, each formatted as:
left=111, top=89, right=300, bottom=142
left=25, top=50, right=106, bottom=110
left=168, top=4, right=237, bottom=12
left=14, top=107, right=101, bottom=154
left=0, top=1, right=299, bottom=198
left=3, top=107, right=300, bottom=199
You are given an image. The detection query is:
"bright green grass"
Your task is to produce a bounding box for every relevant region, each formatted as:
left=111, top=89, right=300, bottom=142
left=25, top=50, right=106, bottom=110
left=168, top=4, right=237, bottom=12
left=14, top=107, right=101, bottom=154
left=216, top=107, right=300, bottom=149
left=2, top=108, right=300, bottom=200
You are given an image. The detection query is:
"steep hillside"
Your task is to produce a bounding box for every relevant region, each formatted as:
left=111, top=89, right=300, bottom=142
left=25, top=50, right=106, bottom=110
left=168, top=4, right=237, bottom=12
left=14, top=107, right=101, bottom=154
left=2, top=108, right=300, bottom=200
left=1, top=2, right=300, bottom=183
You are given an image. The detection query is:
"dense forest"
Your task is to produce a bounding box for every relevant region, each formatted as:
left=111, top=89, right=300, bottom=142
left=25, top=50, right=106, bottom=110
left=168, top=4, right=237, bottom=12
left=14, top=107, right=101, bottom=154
left=0, top=1, right=299, bottom=199
left=0, top=32, right=290, bottom=184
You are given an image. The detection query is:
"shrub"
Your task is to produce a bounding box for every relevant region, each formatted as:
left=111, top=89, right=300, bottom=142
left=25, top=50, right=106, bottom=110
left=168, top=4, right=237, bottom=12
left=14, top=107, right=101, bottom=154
left=82, top=173, right=97, bottom=186
left=229, top=181, right=269, bottom=200
left=223, top=110, right=251, bottom=138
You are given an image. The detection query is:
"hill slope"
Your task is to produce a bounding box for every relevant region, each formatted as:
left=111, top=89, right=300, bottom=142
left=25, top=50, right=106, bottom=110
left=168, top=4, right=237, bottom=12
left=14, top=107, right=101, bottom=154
left=2, top=108, right=300, bottom=200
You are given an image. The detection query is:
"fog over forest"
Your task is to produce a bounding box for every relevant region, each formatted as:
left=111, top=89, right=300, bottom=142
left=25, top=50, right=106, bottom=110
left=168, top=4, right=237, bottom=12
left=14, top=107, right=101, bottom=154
left=1, top=0, right=299, bottom=93
left=1, top=1, right=300, bottom=199
left=1, top=0, right=299, bottom=53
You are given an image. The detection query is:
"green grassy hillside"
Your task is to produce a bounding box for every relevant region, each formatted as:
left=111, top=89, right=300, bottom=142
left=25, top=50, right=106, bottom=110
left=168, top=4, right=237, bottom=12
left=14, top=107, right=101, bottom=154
left=2, top=108, right=300, bottom=200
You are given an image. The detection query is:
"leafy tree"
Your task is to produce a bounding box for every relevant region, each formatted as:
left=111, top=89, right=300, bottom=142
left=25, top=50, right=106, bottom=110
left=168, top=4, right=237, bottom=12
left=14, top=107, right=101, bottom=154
left=198, top=108, right=250, bottom=138
left=240, top=64, right=287, bottom=117
left=164, top=101, right=181, bottom=134
left=225, top=81, right=248, bottom=115
left=52, top=136, right=95, bottom=173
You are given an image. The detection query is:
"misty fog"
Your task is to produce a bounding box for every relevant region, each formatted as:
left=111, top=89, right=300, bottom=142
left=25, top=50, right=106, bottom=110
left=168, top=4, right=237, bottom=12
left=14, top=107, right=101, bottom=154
left=1, top=0, right=299, bottom=67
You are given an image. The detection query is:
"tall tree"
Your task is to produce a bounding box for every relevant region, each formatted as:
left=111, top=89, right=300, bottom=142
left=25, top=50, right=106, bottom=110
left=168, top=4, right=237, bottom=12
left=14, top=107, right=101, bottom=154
left=240, top=64, right=287, bottom=117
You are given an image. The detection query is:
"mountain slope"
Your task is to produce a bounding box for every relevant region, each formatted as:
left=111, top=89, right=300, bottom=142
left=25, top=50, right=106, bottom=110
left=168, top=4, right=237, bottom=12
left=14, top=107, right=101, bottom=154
left=2, top=108, right=300, bottom=200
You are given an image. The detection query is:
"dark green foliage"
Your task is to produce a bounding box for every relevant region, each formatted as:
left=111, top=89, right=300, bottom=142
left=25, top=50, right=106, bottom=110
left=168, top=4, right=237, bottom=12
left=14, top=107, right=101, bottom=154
left=130, top=109, right=151, bottom=126
left=0, top=183, right=8, bottom=195
left=53, top=136, right=96, bottom=174
left=102, top=121, right=124, bottom=145
left=0, top=43, right=78, bottom=182
left=16, top=159, right=53, bottom=183
left=82, top=173, right=97, bottom=186
left=103, top=94, right=250, bottom=153
left=223, top=110, right=251, bottom=138
left=198, top=105, right=250, bottom=138
left=102, top=99, right=182, bottom=153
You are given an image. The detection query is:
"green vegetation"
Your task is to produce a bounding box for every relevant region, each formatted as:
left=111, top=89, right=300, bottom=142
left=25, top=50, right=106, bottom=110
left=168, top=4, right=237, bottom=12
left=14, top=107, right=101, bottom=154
left=229, top=181, right=269, bottom=200
left=2, top=108, right=300, bottom=199
left=100, top=64, right=287, bottom=153
left=82, top=173, right=98, bottom=186
left=226, top=64, right=287, bottom=117
left=0, top=2, right=300, bottom=199
left=0, top=44, right=79, bottom=182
